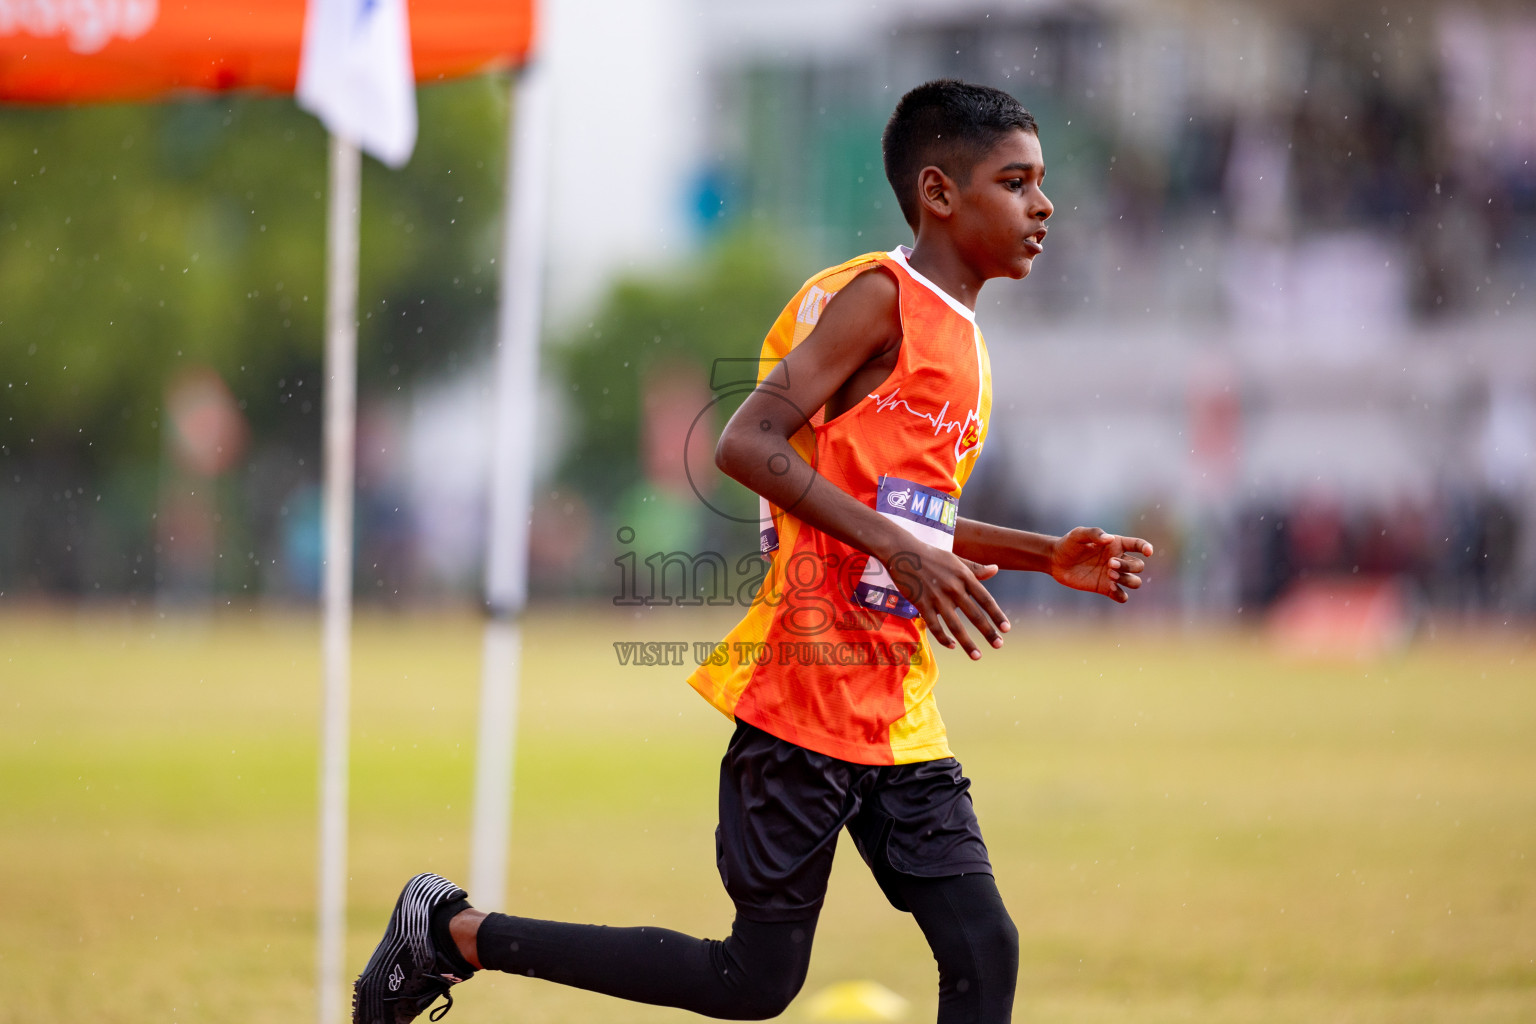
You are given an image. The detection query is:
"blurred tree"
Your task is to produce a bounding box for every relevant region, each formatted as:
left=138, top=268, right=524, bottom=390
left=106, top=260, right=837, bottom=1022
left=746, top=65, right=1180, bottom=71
left=557, top=230, right=797, bottom=525
left=0, top=75, right=511, bottom=594
left=0, top=75, right=508, bottom=460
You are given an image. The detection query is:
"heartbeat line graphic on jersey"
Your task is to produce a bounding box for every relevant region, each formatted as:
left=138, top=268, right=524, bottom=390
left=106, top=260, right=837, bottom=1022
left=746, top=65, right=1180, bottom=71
left=869, top=388, right=985, bottom=460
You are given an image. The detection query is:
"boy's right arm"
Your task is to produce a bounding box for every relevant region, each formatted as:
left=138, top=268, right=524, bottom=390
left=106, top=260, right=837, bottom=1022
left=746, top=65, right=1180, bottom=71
left=714, top=268, right=1010, bottom=659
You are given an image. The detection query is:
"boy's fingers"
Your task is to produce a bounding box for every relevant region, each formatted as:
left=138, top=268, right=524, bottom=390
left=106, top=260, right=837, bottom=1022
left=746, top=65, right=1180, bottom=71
left=963, top=558, right=1000, bottom=582
left=929, top=590, right=979, bottom=657
left=965, top=574, right=1011, bottom=634
left=940, top=604, right=981, bottom=660
left=911, top=550, right=1011, bottom=655
left=956, top=592, right=1003, bottom=648
left=954, top=557, right=1008, bottom=639
left=1117, top=572, right=1143, bottom=590
left=922, top=607, right=956, bottom=650
left=1120, top=535, right=1153, bottom=557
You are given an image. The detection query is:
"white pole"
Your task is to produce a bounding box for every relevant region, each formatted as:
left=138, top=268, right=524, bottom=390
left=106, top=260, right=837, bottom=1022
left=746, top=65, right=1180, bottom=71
left=317, top=132, right=361, bottom=1024
left=468, top=61, right=551, bottom=909
left=470, top=617, right=522, bottom=907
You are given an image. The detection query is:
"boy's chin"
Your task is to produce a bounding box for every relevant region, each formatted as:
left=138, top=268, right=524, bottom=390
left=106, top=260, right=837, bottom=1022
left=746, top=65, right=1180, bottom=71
left=1009, top=256, right=1034, bottom=280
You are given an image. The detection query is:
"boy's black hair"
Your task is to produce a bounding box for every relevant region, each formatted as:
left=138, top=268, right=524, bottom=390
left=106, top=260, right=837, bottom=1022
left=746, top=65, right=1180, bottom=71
left=882, top=80, right=1038, bottom=229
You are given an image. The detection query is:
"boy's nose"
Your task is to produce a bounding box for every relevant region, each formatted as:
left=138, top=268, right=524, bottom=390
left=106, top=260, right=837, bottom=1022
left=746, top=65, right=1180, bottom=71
left=1034, top=191, right=1054, bottom=221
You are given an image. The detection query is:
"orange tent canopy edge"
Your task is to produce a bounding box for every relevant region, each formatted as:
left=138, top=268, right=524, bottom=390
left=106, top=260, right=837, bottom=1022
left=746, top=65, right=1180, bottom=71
left=0, top=0, right=535, bottom=103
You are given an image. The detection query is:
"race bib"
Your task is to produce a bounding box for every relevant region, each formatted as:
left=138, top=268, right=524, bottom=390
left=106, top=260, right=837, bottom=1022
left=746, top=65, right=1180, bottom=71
left=853, top=475, right=959, bottom=619
left=759, top=496, right=779, bottom=553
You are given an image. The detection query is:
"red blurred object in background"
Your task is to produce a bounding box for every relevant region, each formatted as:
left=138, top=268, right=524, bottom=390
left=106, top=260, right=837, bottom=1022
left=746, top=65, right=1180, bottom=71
left=1268, top=577, right=1414, bottom=659
left=164, top=366, right=248, bottom=478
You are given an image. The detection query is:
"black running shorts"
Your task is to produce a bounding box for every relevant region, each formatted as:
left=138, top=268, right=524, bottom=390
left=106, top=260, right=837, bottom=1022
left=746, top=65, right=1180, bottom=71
left=716, top=719, right=993, bottom=921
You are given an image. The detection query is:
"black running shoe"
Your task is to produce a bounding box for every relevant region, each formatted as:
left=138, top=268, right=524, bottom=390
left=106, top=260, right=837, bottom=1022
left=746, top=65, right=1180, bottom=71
left=353, top=873, right=474, bottom=1024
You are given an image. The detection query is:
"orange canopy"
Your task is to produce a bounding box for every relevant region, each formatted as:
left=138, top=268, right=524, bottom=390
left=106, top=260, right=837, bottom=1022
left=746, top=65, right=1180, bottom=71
left=0, top=1, right=534, bottom=103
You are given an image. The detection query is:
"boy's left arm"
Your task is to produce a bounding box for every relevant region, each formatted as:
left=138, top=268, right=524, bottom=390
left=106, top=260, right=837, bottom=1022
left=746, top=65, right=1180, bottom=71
left=954, top=518, right=1154, bottom=604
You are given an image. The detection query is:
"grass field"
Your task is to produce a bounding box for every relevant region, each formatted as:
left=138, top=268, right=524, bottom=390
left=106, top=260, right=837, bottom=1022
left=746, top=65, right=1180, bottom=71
left=1, top=605, right=1533, bottom=1023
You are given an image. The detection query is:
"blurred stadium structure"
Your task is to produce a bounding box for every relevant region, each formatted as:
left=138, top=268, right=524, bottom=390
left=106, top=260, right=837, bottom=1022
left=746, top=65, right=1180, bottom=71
left=2, top=0, right=1532, bottom=621
left=680, top=0, right=1536, bottom=624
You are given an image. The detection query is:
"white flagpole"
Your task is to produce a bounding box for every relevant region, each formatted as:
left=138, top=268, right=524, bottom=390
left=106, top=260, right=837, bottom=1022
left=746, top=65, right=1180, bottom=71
left=317, top=131, right=361, bottom=1024
left=469, top=60, right=551, bottom=910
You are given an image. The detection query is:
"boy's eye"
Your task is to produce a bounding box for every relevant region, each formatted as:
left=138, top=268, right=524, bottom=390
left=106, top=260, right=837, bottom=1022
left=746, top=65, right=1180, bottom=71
left=1005, top=179, right=1024, bottom=191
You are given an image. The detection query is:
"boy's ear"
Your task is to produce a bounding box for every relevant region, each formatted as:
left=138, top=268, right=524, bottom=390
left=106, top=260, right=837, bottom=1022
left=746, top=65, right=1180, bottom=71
left=917, top=165, right=956, bottom=221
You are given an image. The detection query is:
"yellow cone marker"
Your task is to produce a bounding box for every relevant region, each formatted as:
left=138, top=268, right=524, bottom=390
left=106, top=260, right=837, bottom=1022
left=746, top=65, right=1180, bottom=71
left=803, top=980, right=910, bottom=1022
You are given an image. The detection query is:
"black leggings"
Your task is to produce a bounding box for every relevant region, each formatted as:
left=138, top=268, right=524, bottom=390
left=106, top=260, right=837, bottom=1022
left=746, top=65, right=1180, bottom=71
left=476, top=872, right=1018, bottom=1023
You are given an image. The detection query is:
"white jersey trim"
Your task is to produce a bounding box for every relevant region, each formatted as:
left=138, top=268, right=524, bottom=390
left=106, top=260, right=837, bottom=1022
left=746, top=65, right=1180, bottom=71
left=972, top=325, right=986, bottom=413
left=887, top=245, right=977, bottom=323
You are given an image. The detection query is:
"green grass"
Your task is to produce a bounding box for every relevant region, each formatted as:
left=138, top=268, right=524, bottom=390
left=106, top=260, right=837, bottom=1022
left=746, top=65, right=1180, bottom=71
left=1, top=606, right=1533, bottom=1023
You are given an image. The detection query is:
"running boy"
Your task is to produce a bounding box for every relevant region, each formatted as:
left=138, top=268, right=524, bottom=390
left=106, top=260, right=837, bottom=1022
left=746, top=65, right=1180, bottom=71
left=355, top=79, right=1152, bottom=1024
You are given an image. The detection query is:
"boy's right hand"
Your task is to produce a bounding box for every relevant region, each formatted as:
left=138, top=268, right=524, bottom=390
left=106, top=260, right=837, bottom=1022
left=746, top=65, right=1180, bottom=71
left=885, top=543, right=1011, bottom=660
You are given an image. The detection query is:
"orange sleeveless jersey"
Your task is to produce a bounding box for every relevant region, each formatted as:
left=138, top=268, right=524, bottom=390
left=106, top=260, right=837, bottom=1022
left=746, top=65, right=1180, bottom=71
left=686, top=246, right=994, bottom=765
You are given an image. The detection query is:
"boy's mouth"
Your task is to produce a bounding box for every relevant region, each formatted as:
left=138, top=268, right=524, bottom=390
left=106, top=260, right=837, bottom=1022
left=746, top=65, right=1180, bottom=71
left=1023, top=238, right=1044, bottom=257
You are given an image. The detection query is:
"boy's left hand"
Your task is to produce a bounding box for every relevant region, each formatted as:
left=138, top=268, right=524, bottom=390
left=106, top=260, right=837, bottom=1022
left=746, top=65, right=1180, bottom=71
left=1049, top=527, right=1154, bottom=603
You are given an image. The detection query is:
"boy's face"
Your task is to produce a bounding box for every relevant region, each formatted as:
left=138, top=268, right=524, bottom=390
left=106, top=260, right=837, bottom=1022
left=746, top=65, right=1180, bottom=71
left=951, top=130, right=1053, bottom=281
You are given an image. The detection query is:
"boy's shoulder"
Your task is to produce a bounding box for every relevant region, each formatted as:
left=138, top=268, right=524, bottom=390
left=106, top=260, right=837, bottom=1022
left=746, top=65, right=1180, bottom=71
left=767, top=250, right=895, bottom=347
left=792, top=250, right=892, bottom=310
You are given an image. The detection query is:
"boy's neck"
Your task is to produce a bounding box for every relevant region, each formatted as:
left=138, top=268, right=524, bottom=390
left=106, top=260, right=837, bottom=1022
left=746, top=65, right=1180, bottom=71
left=904, top=235, right=985, bottom=312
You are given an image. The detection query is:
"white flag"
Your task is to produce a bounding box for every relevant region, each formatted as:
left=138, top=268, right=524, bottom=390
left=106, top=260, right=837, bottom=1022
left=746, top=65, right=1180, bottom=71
left=296, top=0, right=417, bottom=168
